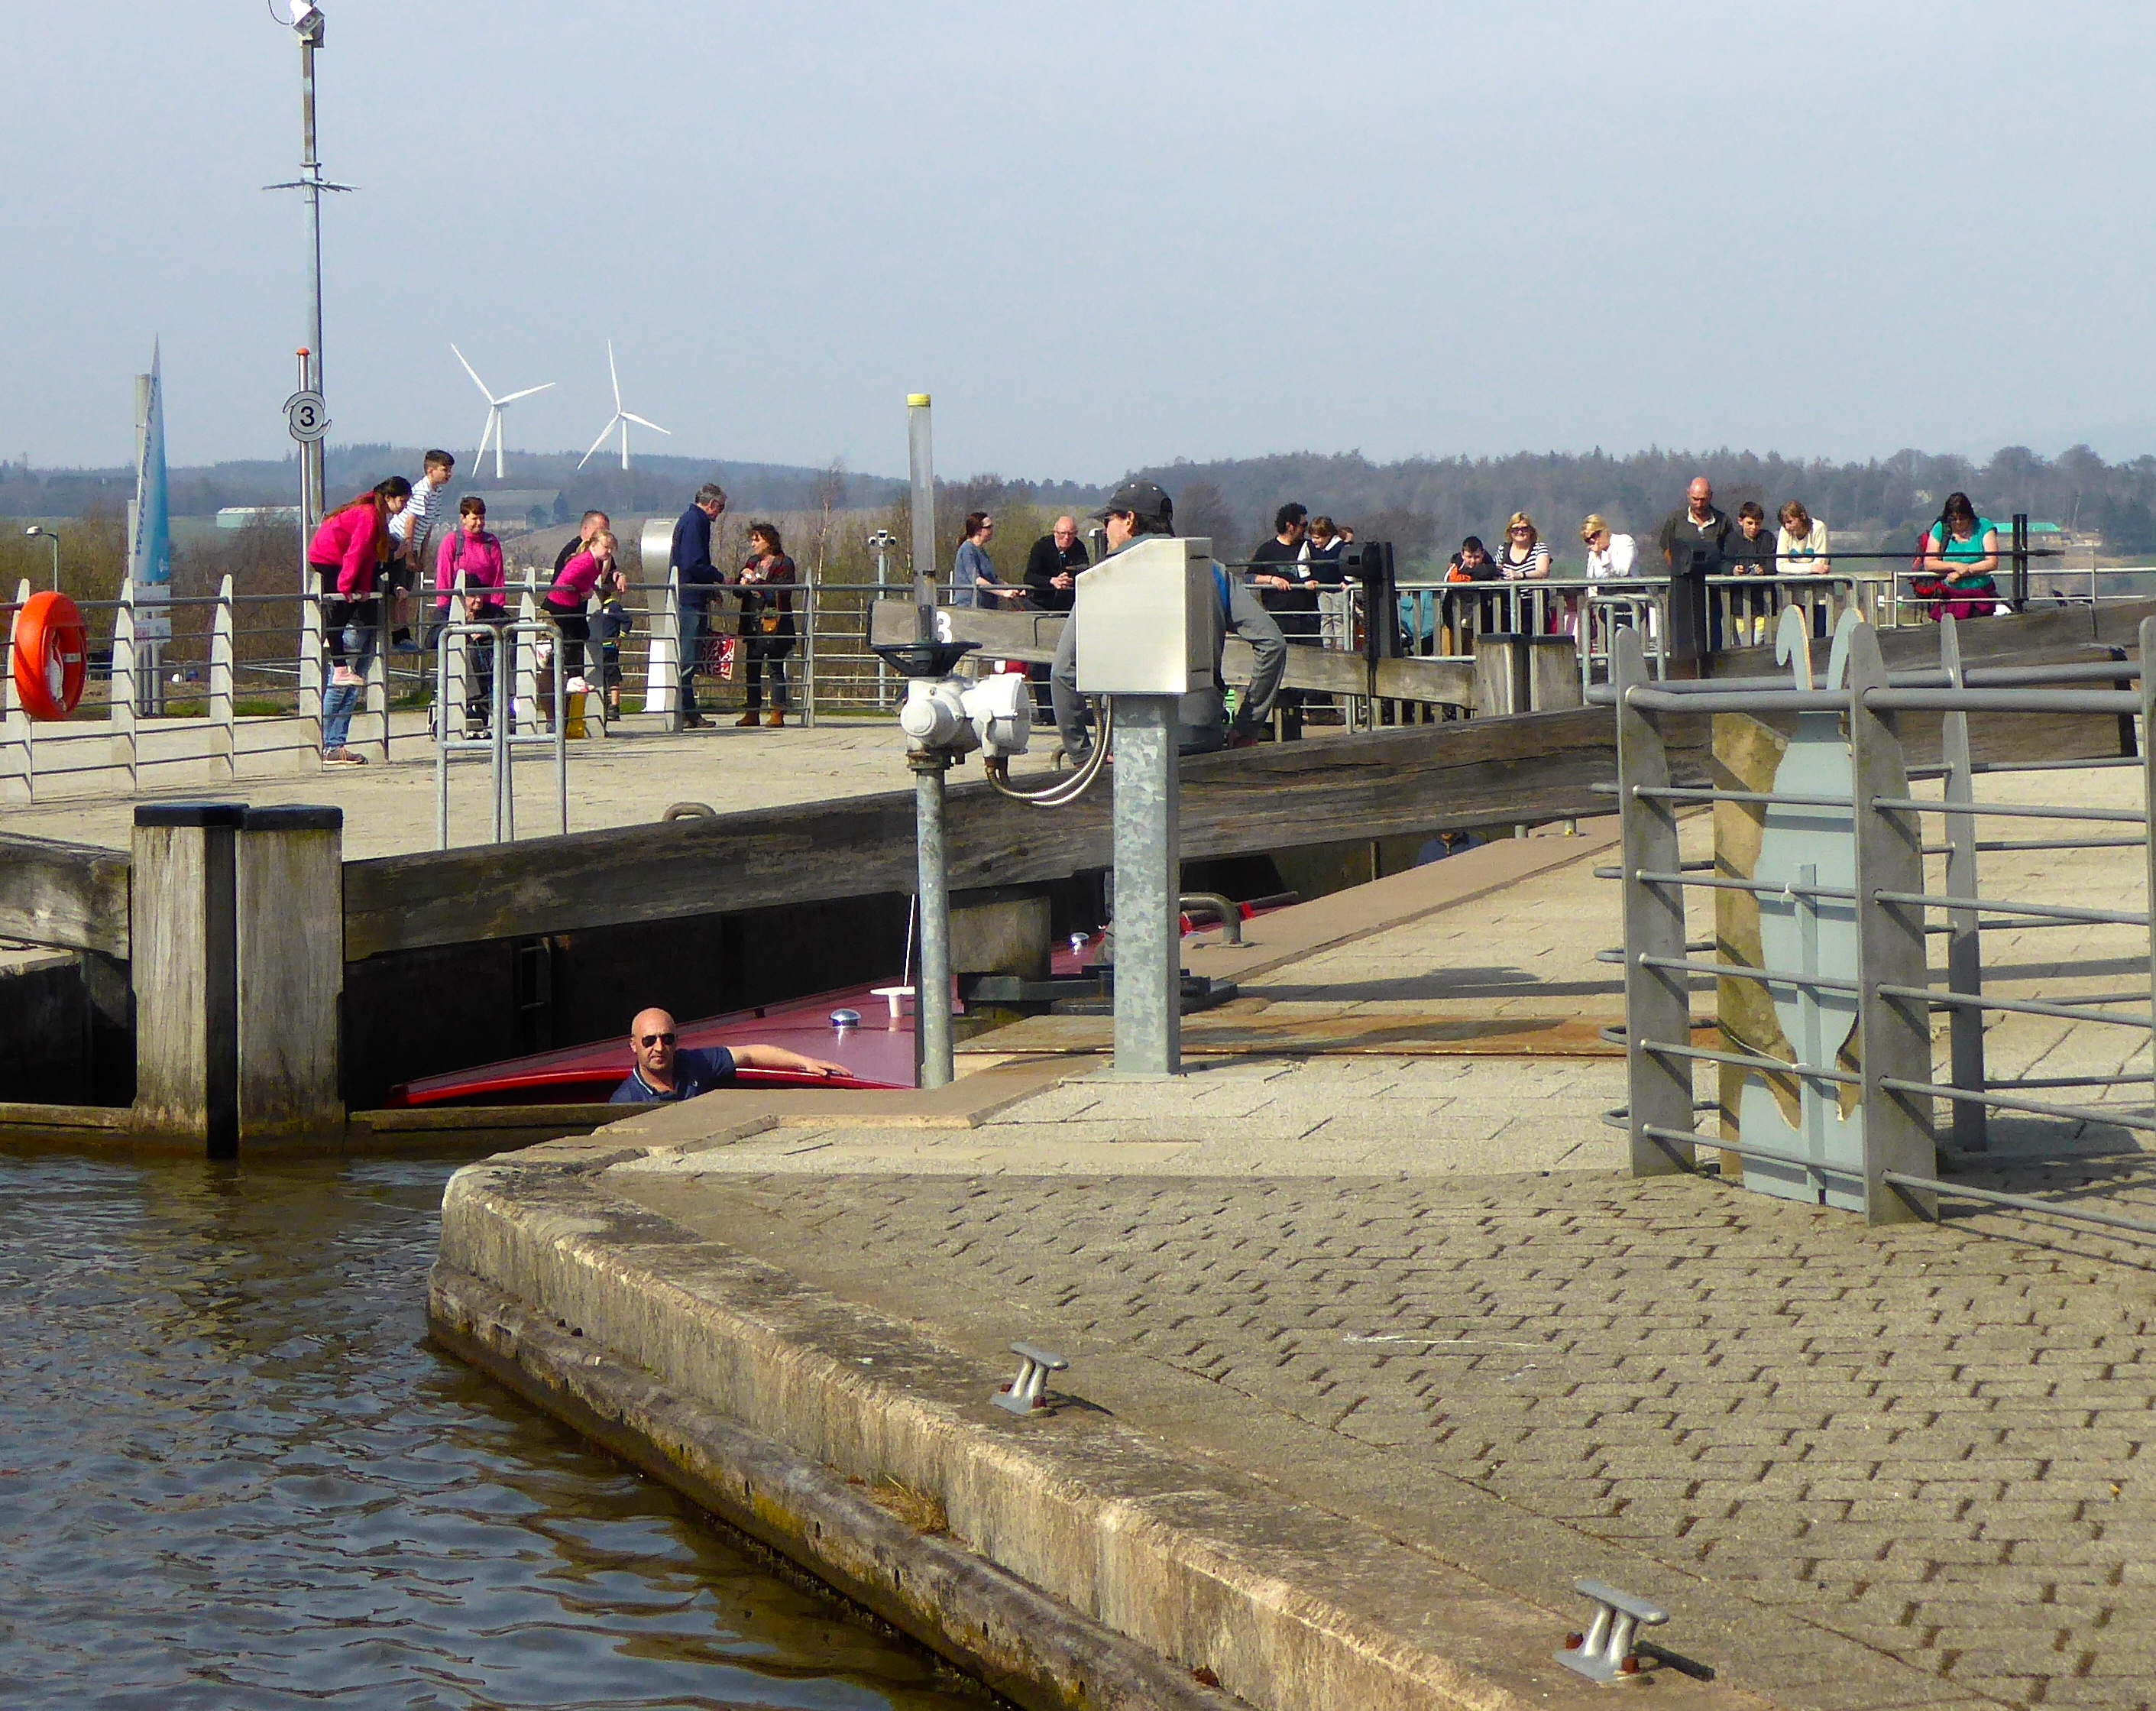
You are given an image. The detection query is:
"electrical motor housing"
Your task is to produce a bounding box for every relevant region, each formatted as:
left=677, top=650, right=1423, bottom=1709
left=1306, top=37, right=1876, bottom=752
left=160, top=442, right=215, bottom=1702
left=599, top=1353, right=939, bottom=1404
left=899, top=673, right=979, bottom=753
left=960, top=672, right=1032, bottom=758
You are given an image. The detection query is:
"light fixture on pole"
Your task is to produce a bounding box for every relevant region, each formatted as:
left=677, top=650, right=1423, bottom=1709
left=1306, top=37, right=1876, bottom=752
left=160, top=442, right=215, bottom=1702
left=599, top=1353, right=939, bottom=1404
left=264, top=0, right=351, bottom=561
left=22, top=526, right=61, bottom=593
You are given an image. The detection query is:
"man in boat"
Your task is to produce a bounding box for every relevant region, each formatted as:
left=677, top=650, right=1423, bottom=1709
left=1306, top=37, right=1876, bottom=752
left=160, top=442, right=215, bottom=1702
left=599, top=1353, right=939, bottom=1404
left=612, top=1007, right=851, bottom=1103
left=1047, top=478, right=1287, bottom=763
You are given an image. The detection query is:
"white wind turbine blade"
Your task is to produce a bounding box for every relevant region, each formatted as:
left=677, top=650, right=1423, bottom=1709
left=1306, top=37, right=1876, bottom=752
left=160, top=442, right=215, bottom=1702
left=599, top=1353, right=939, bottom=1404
left=475, top=405, right=499, bottom=471
left=619, top=413, right=670, bottom=435
left=497, top=381, right=555, bottom=405
left=607, top=340, right=623, bottom=413
left=578, top=413, right=624, bottom=470
left=452, top=344, right=494, bottom=402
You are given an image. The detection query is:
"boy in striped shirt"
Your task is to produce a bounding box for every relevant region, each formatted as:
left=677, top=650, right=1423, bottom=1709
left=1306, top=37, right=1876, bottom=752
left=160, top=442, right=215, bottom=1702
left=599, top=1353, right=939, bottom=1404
left=389, top=449, right=455, bottom=652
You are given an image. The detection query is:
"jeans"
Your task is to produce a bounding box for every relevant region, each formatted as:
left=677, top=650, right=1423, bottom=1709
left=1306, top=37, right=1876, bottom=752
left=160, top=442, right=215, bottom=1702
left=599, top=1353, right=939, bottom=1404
left=743, top=633, right=792, bottom=711
left=545, top=601, right=590, bottom=684
left=322, top=608, right=379, bottom=752
left=678, top=601, right=709, bottom=715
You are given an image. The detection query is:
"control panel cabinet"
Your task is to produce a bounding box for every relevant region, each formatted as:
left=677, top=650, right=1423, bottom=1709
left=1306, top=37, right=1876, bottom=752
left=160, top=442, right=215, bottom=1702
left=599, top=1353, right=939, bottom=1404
left=1073, top=536, right=1216, bottom=697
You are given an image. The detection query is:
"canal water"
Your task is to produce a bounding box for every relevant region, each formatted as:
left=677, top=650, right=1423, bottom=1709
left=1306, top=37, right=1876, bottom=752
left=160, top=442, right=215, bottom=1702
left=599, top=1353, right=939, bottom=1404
left=0, top=1150, right=989, bottom=1709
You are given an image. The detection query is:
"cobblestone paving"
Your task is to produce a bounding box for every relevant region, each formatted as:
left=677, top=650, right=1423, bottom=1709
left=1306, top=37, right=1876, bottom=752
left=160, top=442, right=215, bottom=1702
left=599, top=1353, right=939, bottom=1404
left=613, top=1162, right=2156, bottom=1709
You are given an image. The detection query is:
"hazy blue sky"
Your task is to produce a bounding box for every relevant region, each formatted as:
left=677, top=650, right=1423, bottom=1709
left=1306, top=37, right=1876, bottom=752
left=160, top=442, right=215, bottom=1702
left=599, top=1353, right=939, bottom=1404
left=5, top=2, right=2152, bottom=481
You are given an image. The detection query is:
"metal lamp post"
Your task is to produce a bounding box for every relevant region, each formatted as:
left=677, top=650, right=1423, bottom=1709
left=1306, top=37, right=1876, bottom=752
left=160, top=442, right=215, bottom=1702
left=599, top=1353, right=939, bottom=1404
left=264, top=1, right=348, bottom=541
left=22, top=527, right=60, bottom=593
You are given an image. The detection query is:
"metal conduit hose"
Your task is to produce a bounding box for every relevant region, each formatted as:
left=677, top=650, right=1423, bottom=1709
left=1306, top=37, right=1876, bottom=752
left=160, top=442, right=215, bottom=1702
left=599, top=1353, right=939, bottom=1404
left=981, top=699, right=1113, bottom=809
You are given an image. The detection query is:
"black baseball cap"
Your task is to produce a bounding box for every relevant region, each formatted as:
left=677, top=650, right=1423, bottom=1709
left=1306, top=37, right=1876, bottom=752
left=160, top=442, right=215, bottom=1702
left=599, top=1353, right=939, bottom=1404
left=1093, top=478, right=1173, bottom=527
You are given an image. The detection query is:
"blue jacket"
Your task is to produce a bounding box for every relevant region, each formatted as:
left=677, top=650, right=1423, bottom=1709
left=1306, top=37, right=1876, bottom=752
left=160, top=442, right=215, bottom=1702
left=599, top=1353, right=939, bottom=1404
left=672, top=505, right=722, bottom=608
left=610, top=1045, right=737, bottom=1103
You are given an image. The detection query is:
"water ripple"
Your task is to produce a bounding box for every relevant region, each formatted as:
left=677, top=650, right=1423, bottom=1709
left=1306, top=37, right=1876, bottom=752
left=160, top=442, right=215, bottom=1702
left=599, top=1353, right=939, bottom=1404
left=0, top=1153, right=986, bottom=1710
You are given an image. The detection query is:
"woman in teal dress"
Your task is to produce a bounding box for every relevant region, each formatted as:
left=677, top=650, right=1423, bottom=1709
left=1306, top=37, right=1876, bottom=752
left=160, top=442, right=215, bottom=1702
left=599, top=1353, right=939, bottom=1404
left=1915, top=491, right=1999, bottom=621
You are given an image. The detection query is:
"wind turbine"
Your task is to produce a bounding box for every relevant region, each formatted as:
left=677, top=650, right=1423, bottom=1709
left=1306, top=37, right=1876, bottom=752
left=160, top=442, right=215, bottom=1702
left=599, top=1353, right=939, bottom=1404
left=452, top=345, right=554, bottom=480
left=578, top=341, right=672, bottom=471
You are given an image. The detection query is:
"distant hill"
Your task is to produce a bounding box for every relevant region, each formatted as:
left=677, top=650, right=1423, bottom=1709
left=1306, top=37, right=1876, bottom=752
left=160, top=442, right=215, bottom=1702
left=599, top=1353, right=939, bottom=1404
left=10, top=440, right=2152, bottom=568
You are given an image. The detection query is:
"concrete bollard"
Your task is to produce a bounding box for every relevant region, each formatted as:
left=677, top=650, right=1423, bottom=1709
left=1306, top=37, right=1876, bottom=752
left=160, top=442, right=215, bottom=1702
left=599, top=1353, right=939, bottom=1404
left=132, top=802, right=345, bottom=1154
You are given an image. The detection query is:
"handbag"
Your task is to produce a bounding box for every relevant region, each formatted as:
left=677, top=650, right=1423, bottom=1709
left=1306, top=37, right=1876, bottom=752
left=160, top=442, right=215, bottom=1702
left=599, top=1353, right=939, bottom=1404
left=700, top=631, right=736, bottom=681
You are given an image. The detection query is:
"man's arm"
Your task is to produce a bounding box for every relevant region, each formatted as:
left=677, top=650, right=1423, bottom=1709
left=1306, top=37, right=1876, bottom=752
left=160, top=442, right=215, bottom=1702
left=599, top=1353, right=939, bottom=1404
left=732, top=1042, right=850, bottom=1078
left=1226, top=577, right=1287, bottom=734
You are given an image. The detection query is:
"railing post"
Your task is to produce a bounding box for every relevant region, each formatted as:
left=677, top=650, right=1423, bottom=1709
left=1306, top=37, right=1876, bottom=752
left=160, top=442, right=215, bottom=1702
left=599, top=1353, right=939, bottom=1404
left=648, top=567, right=681, bottom=726
left=1846, top=620, right=1935, bottom=1223
left=515, top=571, right=539, bottom=727
left=363, top=590, right=390, bottom=763
left=111, top=578, right=139, bottom=792
left=298, top=585, right=323, bottom=747
left=211, top=574, right=237, bottom=783
left=1936, top=617, right=1986, bottom=1152
left=2, top=581, right=32, bottom=805
left=2010, top=514, right=2030, bottom=613
left=801, top=564, right=817, bottom=729
left=1615, top=627, right=1694, bottom=1175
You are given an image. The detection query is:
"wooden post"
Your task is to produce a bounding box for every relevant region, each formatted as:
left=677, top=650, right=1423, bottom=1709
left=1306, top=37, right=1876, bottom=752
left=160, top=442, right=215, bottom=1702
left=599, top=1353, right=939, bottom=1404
left=235, top=805, right=344, bottom=1138
left=1524, top=635, right=1583, bottom=711
left=1471, top=633, right=1528, bottom=718
left=211, top=575, right=237, bottom=783
left=131, top=802, right=244, bottom=1156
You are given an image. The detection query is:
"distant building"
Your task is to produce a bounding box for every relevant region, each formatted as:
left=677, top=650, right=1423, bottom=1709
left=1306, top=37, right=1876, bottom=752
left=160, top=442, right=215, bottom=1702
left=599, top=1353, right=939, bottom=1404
left=216, top=506, right=302, bottom=530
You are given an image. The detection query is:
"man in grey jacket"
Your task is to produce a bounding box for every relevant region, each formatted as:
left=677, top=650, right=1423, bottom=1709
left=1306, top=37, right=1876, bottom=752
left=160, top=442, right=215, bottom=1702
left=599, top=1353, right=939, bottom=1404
left=1050, top=478, right=1287, bottom=762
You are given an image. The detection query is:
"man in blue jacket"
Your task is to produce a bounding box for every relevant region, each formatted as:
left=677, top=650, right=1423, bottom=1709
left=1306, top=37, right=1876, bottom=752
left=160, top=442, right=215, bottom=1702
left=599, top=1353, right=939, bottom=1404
left=671, top=483, right=728, bottom=728
left=613, top=1007, right=849, bottom=1103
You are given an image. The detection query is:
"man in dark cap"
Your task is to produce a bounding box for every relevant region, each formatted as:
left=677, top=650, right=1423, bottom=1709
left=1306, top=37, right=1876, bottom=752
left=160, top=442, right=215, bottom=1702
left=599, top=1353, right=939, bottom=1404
left=1047, top=478, right=1287, bottom=763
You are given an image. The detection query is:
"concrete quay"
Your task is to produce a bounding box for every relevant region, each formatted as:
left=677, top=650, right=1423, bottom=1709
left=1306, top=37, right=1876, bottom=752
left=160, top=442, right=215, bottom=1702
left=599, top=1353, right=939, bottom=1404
left=429, top=803, right=2156, bottom=1710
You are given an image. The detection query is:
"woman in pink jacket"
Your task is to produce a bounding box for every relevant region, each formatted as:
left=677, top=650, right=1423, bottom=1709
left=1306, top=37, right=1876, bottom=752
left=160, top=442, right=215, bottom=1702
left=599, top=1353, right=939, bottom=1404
left=432, top=496, right=507, bottom=734
left=306, top=477, right=410, bottom=766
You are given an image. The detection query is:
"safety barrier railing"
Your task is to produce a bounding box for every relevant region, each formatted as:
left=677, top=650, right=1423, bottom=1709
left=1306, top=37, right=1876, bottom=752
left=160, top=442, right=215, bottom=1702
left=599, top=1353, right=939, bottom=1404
left=1595, top=604, right=2156, bottom=1237
left=432, top=614, right=569, bottom=847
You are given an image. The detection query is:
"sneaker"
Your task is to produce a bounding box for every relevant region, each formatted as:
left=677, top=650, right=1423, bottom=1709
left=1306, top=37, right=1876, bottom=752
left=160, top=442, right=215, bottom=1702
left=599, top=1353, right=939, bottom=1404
left=391, top=636, right=421, bottom=655
left=681, top=711, right=711, bottom=730
left=322, top=747, right=366, bottom=769
left=329, top=666, right=363, bottom=688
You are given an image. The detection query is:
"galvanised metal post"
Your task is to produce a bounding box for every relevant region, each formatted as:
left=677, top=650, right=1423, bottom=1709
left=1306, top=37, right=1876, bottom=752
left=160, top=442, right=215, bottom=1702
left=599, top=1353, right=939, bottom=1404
left=911, top=749, right=955, bottom=1087
left=907, top=396, right=937, bottom=644
left=1845, top=620, right=1934, bottom=1223
left=1936, top=617, right=1988, bottom=1152
left=1111, top=694, right=1181, bottom=1078
left=1613, top=627, right=1691, bottom=1175
left=2141, top=616, right=2156, bottom=1117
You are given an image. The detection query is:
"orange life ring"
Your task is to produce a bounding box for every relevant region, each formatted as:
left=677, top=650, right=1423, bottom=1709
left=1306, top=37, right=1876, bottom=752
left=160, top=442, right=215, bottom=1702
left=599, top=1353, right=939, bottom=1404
left=11, top=590, right=89, bottom=721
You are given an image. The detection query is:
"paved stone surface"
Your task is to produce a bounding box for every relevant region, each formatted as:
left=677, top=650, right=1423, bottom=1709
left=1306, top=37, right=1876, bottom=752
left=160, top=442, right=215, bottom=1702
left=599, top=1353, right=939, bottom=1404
left=606, top=1162, right=2156, bottom=1711
left=1, top=715, right=947, bottom=860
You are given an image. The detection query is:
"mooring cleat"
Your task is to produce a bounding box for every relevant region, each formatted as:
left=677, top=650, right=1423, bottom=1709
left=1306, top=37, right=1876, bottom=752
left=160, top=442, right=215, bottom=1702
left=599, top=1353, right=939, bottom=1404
left=992, top=1343, right=1068, bottom=1414
left=1555, top=1579, right=1667, bottom=1683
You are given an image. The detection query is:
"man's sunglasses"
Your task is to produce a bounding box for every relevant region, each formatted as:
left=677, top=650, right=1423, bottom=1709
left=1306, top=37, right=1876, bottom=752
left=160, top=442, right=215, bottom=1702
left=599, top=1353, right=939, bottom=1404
left=637, top=1032, right=676, bottom=1047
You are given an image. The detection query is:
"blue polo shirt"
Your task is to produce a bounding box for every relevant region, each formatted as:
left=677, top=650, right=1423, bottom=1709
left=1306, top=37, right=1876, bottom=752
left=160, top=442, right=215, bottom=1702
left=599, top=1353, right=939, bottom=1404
left=610, top=1045, right=737, bottom=1104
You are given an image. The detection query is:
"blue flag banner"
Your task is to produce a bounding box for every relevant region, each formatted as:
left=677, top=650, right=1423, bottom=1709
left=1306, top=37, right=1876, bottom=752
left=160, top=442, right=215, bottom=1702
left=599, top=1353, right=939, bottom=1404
left=130, top=343, right=172, bottom=642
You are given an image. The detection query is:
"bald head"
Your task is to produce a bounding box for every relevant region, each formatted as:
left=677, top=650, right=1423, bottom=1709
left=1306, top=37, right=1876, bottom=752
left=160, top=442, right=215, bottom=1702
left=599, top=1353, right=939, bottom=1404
left=630, top=1007, right=678, bottom=1084
left=1052, top=515, right=1077, bottom=543
left=1687, top=478, right=1714, bottom=519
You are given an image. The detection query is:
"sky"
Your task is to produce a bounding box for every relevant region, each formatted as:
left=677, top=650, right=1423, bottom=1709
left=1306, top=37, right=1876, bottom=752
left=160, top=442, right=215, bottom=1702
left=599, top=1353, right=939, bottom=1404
left=4, top=1, right=2154, bottom=482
